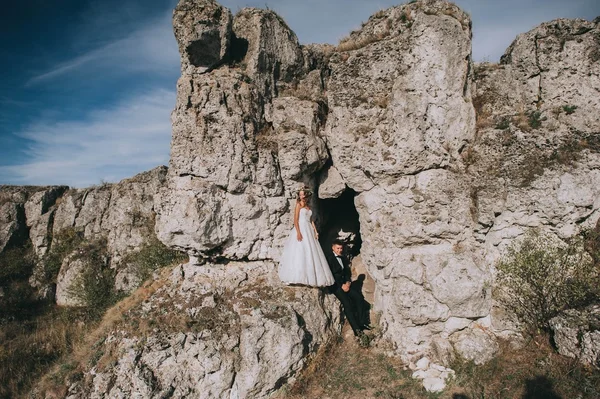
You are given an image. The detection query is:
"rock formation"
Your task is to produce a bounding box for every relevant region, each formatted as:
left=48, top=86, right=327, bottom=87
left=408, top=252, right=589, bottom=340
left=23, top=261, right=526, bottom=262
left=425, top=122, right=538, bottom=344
left=0, top=167, right=170, bottom=304
left=154, top=0, right=600, bottom=392
left=471, top=17, right=600, bottom=342
left=65, top=262, right=339, bottom=398
left=550, top=304, right=600, bottom=366
left=2, top=0, right=599, bottom=396
left=156, top=1, right=490, bottom=387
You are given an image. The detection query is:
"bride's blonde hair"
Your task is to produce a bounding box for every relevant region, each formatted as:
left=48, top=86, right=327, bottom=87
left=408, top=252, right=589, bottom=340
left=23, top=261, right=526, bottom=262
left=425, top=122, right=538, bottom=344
left=296, top=186, right=312, bottom=204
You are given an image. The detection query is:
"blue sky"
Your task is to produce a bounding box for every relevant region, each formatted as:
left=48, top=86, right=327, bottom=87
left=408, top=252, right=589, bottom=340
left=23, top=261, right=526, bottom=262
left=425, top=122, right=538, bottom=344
left=0, top=0, right=598, bottom=187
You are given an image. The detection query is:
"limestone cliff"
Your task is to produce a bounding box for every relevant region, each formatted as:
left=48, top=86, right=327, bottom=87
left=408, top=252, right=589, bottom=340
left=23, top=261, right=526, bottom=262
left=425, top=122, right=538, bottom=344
left=2, top=0, right=599, bottom=396
left=0, top=167, right=169, bottom=305
left=155, top=1, right=488, bottom=386
left=153, top=0, right=599, bottom=392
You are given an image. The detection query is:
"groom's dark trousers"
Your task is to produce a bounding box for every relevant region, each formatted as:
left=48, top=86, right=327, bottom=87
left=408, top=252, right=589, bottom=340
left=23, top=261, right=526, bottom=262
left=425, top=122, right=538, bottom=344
left=326, top=252, right=366, bottom=335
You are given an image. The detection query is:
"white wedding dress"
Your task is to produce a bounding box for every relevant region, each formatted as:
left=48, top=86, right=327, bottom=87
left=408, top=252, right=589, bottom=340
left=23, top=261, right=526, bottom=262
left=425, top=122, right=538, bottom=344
left=278, top=207, right=335, bottom=287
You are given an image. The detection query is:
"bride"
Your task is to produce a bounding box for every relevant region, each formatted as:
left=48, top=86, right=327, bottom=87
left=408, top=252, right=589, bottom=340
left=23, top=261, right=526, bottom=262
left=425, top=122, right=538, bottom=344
left=278, top=187, right=335, bottom=287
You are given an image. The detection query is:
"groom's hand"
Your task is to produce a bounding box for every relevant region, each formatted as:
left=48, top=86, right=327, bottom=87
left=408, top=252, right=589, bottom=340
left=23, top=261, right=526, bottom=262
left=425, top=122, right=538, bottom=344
left=342, top=282, right=350, bottom=292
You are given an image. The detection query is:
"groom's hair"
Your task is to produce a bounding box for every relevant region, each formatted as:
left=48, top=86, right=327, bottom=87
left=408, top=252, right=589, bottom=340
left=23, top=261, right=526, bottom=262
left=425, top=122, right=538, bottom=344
left=332, top=239, right=344, bottom=247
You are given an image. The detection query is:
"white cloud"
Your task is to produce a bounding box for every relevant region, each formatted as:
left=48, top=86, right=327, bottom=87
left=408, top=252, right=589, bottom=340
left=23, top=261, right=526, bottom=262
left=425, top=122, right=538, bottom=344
left=0, top=89, right=175, bottom=187
left=26, top=10, right=179, bottom=86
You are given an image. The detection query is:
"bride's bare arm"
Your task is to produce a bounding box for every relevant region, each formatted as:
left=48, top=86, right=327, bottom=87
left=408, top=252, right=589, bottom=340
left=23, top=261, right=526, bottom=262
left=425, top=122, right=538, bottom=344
left=311, top=220, right=319, bottom=239
left=294, top=203, right=302, bottom=241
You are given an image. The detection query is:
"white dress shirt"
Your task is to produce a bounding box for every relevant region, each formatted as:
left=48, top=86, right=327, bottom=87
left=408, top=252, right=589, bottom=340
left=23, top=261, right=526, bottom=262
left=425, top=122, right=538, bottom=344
left=334, top=253, right=344, bottom=268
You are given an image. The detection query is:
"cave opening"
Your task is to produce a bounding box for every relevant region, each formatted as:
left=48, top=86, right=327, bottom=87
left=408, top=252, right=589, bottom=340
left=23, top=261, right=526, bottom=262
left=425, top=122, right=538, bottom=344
left=317, top=188, right=362, bottom=259
left=317, top=186, right=375, bottom=328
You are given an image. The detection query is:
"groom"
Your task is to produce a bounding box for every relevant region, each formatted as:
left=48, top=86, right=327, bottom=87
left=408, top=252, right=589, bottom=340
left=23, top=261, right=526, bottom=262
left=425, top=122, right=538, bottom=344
left=326, top=240, right=369, bottom=337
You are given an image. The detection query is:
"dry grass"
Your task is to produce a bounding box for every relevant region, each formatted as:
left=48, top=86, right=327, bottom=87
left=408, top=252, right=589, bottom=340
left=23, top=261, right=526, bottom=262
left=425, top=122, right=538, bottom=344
left=551, top=133, right=600, bottom=166
left=513, top=107, right=531, bottom=132
left=32, top=266, right=176, bottom=398
left=472, top=88, right=501, bottom=132
left=284, top=336, right=430, bottom=399
left=337, top=30, right=391, bottom=52
left=373, top=94, right=391, bottom=109
left=498, top=130, right=600, bottom=187
left=460, top=146, right=478, bottom=168
left=0, top=307, right=90, bottom=399
left=449, top=335, right=600, bottom=399
left=281, top=333, right=600, bottom=399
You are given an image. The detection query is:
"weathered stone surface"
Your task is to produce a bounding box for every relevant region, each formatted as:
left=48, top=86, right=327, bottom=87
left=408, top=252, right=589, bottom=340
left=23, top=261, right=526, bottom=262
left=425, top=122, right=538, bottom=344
left=27, top=210, right=55, bottom=257
left=156, top=3, right=328, bottom=261
left=269, top=97, right=329, bottom=183
left=233, top=8, right=304, bottom=96
left=325, top=0, right=475, bottom=191
left=55, top=253, right=87, bottom=307
left=357, top=169, right=492, bottom=362
left=469, top=17, right=600, bottom=345
left=24, top=186, right=67, bottom=226
left=173, top=0, right=233, bottom=74
left=450, top=327, right=499, bottom=365
left=411, top=357, right=455, bottom=393
left=500, top=19, right=600, bottom=131
left=67, top=262, right=340, bottom=398
left=1, top=186, right=67, bottom=256
left=52, top=167, right=168, bottom=260
left=550, top=304, right=600, bottom=366
left=318, top=164, right=346, bottom=199
left=0, top=201, right=24, bottom=254
left=23, top=186, right=67, bottom=258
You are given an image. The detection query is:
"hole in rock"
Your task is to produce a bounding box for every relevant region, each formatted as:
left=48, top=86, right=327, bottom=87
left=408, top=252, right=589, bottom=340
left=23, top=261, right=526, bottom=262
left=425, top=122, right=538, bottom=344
left=186, top=31, right=222, bottom=67
left=318, top=187, right=376, bottom=327
left=317, top=188, right=362, bottom=258
left=227, top=34, right=249, bottom=65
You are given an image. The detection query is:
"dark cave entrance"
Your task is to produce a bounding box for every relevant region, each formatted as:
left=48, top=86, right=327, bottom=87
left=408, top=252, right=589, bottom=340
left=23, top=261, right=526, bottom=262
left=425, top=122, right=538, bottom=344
left=317, top=188, right=362, bottom=258
left=317, top=187, right=374, bottom=328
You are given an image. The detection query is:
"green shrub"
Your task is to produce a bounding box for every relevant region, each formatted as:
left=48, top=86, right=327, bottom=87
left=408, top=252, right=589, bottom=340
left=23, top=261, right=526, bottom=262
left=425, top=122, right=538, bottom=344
left=495, top=230, right=600, bottom=332
left=527, top=110, right=547, bottom=129
left=42, top=228, right=85, bottom=285
left=124, top=237, right=188, bottom=284
left=562, top=105, right=578, bottom=115
left=0, top=244, right=35, bottom=282
left=495, top=117, right=510, bottom=130
left=0, top=245, right=37, bottom=319
left=66, top=238, right=122, bottom=316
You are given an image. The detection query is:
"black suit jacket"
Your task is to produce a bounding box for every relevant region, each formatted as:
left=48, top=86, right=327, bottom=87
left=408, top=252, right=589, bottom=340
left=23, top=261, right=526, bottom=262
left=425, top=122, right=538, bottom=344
left=326, top=251, right=351, bottom=290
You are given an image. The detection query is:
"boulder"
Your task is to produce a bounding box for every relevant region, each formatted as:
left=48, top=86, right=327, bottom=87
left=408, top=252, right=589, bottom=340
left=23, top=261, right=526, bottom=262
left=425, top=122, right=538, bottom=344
left=156, top=2, right=327, bottom=261
left=318, top=165, right=346, bottom=199
left=55, top=253, right=87, bottom=307
left=0, top=201, right=25, bottom=254
left=550, top=304, right=600, bottom=366
left=233, top=7, right=304, bottom=96
left=67, top=262, right=340, bottom=398
left=450, top=327, right=499, bottom=365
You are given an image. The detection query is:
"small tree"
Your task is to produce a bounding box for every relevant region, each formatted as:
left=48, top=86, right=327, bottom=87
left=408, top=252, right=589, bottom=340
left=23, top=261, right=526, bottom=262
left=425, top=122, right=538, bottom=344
left=495, top=230, right=600, bottom=332
left=66, top=238, right=122, bottom=317
left=123, top=237, right=188, bottom=285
